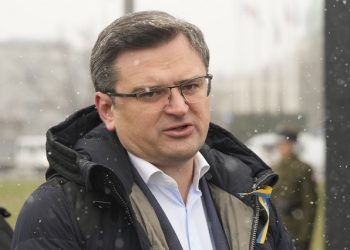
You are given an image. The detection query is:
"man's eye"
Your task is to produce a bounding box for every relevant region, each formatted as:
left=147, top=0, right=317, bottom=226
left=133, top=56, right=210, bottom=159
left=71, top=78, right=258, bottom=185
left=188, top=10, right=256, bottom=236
left=182, top=83, right=197, bottom=90
left=181, top=81, right=201, bottom=94
left=139, top=91, right=156, bottom=98
left=137, top=88, right=166, bottom=101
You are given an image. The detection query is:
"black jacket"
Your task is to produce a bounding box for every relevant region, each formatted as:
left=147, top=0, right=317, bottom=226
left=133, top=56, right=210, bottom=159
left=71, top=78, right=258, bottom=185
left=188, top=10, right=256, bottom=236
left=11, top=105, right=293, bottom=250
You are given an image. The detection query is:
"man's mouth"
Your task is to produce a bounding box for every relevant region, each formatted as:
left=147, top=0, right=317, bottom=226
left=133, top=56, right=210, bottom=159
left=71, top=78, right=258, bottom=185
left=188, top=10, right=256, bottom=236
left=164, top=123, right=194, bottom=137
left=173, top=125, right=189, bottom=130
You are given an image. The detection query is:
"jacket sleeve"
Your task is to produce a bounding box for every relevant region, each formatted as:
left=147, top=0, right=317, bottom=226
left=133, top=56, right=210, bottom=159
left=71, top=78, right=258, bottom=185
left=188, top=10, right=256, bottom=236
left=11, top=181, right=84, bottom=250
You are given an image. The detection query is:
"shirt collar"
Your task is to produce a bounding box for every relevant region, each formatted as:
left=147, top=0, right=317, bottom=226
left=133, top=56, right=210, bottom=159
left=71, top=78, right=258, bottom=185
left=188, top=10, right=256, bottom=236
left=128, top=152, right=210, bottom=187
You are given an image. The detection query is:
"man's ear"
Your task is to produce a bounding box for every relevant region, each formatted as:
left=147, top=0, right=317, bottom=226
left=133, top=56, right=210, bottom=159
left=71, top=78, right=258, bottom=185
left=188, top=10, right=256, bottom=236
left=95, top=92, right=116, bottom=131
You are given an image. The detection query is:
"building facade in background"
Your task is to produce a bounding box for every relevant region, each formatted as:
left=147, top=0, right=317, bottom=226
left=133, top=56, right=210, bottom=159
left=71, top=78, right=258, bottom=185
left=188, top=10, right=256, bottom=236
left=0, top=41, right=92, bottom=169
left=212, top=0, right=324, bottom=140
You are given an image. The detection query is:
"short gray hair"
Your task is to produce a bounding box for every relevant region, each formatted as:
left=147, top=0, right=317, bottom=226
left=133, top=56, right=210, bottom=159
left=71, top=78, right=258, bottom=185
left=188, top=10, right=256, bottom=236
left=90, top=10, right=210, bottom=92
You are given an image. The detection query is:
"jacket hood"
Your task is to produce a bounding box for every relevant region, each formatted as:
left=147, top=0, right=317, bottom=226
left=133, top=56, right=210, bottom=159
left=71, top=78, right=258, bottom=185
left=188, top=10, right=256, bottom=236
left=46, top=105, right=277, bottom=196
left=201, top=123, right=277, bottom=197
left=46, top=105, right=100, bottom=185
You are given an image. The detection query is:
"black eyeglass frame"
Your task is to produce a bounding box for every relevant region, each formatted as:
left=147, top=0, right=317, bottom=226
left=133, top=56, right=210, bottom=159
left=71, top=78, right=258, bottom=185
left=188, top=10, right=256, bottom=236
left=105, top=74, right=213, bottom=101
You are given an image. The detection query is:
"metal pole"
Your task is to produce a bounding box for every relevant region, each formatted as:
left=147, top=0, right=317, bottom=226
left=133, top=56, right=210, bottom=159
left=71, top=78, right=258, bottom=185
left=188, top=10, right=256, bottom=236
left=325, top=0, right=350, bottom=249
left=124, top=0, right=134, bottom=14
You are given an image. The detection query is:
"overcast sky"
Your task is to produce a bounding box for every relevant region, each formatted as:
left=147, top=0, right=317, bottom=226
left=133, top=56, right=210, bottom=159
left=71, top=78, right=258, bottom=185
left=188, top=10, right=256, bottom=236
left=0, top=0, right=320, bottom=76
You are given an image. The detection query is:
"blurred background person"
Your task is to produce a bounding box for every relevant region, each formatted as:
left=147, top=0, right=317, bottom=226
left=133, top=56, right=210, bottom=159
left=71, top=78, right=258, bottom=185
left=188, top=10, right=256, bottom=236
left=272, top=127, right=318, bottom=250
left=0, top=207, right=12, bottom=250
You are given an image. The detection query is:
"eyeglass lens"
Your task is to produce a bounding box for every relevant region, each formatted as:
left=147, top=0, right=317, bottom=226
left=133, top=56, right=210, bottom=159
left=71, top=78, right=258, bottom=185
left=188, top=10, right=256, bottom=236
left=139, top=75, right=211, bottom=112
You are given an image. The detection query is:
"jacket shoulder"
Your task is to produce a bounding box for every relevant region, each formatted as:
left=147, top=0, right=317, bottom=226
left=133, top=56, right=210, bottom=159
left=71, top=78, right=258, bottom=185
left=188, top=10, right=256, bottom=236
left=11, top=178, right=84, bottom=250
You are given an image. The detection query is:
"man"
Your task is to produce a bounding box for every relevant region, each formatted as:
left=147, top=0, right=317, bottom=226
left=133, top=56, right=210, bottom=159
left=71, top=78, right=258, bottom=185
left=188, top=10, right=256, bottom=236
left=12, top=11, right=293, bottom=249
left=272, top=128, right=318, bottom=250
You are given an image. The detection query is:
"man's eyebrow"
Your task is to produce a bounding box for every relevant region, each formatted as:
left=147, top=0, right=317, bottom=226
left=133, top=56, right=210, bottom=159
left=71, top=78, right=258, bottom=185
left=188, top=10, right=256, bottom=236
left=128, top=75, right=201, bottom=93
left=177, top=75, right=202, bottom=84
left=130, top=84, right=163, bottom=93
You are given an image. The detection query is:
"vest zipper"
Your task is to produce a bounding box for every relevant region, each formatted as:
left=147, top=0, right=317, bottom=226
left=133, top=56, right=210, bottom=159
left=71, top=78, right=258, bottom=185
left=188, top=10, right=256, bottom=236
left=249, top=196, right=260, bottom=250
left=104, top=175, right=134, bottom=224
left=249, top=171, right=275, bottom=250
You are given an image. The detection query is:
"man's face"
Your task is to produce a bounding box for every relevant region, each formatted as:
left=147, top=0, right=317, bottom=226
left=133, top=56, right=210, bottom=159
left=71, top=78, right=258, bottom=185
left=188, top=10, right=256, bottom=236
left=106, top=34, right=211, bottom=168
left=277, top=141, right=295, bottom=159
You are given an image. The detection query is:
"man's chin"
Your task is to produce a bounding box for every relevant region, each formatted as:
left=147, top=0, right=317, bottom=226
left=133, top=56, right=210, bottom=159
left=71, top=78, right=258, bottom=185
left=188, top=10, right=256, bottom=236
left=160, top=148, right=199, bottom=163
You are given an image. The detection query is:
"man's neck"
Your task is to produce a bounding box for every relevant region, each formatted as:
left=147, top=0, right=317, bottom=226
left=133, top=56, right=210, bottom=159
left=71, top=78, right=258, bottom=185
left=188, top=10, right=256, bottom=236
left=157, top=159, right=195, bottom=203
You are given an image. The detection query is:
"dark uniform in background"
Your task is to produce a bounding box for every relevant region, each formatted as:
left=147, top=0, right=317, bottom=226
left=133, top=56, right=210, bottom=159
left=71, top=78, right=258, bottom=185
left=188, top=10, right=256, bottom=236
left=0, top=207, right=13, bottom=250
left=272, top=129, right=318, bottom=250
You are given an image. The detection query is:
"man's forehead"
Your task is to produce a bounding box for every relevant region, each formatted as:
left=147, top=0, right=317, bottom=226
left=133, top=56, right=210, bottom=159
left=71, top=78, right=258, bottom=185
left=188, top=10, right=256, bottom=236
left=113, top=35, right=205, bottom=86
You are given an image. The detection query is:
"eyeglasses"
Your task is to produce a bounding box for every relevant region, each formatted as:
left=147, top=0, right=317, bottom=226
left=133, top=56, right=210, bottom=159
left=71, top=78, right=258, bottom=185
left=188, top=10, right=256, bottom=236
left=106, top=74, right=212, bottom=112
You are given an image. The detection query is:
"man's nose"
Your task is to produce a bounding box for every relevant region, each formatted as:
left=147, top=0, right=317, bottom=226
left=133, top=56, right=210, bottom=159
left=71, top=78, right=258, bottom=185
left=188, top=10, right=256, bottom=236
left=164, top=87, right=189, bottom=115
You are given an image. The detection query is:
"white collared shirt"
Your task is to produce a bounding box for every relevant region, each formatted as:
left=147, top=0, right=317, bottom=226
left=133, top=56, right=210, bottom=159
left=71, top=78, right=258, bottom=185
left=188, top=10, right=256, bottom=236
left=128, top=152, right=214, bottom=250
